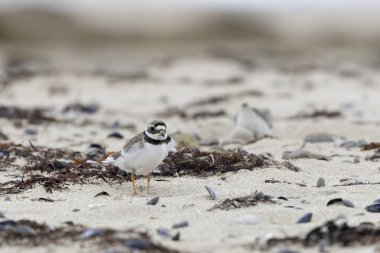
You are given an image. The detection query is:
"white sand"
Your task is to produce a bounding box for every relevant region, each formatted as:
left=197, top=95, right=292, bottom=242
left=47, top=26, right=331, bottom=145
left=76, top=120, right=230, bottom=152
left=1, top=45, right=380, bottom=253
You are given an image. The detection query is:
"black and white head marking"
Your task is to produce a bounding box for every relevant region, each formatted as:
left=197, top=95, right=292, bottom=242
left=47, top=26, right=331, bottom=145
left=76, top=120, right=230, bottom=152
left=144, top=120, right=170, bottom=143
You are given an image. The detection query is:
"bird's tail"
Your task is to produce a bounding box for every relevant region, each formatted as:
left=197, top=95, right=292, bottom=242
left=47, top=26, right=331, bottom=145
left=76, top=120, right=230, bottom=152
left=101, top=156, right=115, bottom=164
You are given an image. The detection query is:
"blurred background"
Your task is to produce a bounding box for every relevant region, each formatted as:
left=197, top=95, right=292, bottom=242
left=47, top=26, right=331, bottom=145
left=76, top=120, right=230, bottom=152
left=1, top=0, right=380, bottom=55
left=1, top=0, right=380, bottom=132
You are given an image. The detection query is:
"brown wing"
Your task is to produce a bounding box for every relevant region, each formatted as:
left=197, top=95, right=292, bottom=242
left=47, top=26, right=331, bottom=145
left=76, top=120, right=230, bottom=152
left=122, top=132, right=145, bottom=153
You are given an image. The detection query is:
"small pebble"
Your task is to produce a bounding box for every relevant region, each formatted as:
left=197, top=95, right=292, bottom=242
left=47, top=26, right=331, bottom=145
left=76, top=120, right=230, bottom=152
left=172, top=221, right=189, bottom=229
left=316, top=177, right=326, bottom=187
left=327, top=198, right=354, bottom=208
left=172, top=232, right=180, bottom=241
left=296, top=212, right=313, bottom=224
left=107, top=132, right=124, bottom=139
left=282, top=150, right=329, bottom=161
left=304, top=132, right=334, bottom=143
left=63, top=221, right=74, bottom=226
left=339, top=140, right=367, bottom=149
left=4, top=196, right=11, bottom=201
left=94, top=191, right=111, bottom=197
left=156, top=228, right=170, bottom=237
left=205, top=186, right=216, bottom=200
left=88, top=204, right=106, bottom=210
left=236, top=215, right=259, bottom=225
left=25, top=128, right=38, bottom=135
left=124, top=239, right=151, bottom=250
left=147, top=197, right=159, bottom=205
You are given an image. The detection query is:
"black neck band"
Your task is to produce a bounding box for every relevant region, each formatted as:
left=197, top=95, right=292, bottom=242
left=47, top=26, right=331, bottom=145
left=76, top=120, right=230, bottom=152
left=143, top=131, right=171, bottom=145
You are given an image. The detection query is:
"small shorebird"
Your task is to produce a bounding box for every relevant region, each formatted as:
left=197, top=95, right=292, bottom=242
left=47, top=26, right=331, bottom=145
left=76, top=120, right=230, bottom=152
left=102, top=120, right=173, bottom=195
left=230, top=103, right=272, bottom=142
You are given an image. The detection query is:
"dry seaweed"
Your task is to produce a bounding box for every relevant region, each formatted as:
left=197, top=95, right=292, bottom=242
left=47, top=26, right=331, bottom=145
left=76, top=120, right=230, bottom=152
left=361, top=142, right=380, bottom=151
left=0, top=106, right=57, bottom=124
left=157, top=148, right=300, bottom=177
left=187, top=90, right=262, bottom=107
left=262, top=220, right=380, bottom=250
left=191, top=110, right=226, bottom=119
left=1, top=144, right=298, bottom=194
left=0, top=219, right=179, bottom=252
left=264, top=179, right=307, bottom=187
left=209, top=191, right=276, bottom=211
left=0, top=143, right=129, bottom=194
left=290, top=110, right=342, bottom=119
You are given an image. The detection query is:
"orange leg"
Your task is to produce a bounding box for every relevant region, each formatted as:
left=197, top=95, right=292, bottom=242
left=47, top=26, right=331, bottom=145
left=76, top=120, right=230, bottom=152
left=131, top=173, right=137, bottom=196
left=147, top=174, right=151, bottom=194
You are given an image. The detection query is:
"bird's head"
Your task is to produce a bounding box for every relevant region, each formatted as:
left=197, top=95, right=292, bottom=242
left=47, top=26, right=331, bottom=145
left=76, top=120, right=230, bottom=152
left=145, top=120, right=167, bottom=140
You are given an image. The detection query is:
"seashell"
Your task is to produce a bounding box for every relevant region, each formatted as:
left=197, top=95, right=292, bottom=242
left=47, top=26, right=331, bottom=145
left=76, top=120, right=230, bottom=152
left=107, top=132, right=124, bottom=139
left=172, top=221, right=189, bottom=229
left=147, top=196, right=159, bottom=206
left=326, top=198, right=354, bottom=208
left=0, top=220, right=17, bottom=229
left=80, top=228, right=104, bottom=239
left=205, top=186, right=216, bottom=200
left=94, top=191, right=110, bottom=197
left=365, top=203, right=380, bottom=213
left=297, top=212, right=313, bottom=224
left=156, top=228, right=170, bottom=237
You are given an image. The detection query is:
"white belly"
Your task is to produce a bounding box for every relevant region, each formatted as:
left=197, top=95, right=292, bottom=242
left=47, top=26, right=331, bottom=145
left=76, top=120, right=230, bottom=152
left=116, top=143, right=167, bottom=175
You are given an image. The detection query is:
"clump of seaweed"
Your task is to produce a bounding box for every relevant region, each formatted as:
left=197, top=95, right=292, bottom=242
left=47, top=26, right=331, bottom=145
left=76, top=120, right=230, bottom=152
left=262, top=219, right=380, bottom=250
left=157, top=148, right=299, bottom=177
left=209, top=191, right=276, bottom=211
left=0, top=219, right=179, bottom=252
left=0, top=143, right=128, bottom=194
left=0, top=106, right=57, bottom=124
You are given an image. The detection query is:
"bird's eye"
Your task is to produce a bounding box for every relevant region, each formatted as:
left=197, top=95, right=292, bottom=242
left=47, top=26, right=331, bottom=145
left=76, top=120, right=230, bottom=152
left=150, top=126, right=155, bottom=131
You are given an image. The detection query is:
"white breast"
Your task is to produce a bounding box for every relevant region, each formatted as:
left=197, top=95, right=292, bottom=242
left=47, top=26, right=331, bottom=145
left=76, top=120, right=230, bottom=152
left=116, top=143, right=167, bottom=175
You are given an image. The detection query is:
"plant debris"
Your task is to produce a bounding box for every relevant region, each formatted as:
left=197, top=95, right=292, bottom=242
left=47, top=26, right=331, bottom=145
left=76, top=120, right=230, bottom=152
left=209, top=191, right=276, bottom=211
left=0, top=219, right=179, bottom=252
left=264, top=179, right=307, bottom=187
left=0, top=143, right=129, bottom=194
left=263, top=219, right=380, bottom=250
left=187, top=90, right=262, bottom=108
left=191, top=110, right=226, bottom=119
left=290, top=110, right=342, bottom=119
left=0, top=106, right=57, bottom=124
left=157, top=148, right=300, bottom=177
left=361, top=142, right=380, bottom=151
left=62, top=103, right=99, bottom=114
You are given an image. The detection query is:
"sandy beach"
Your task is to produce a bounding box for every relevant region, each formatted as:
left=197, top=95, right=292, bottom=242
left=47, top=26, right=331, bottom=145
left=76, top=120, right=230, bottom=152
left=1, top=3, right=380, bottom=251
